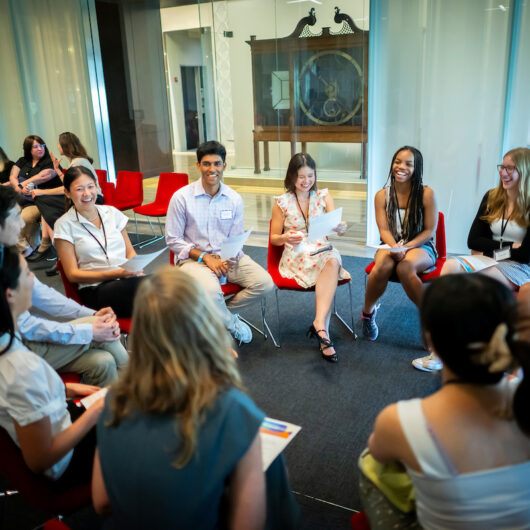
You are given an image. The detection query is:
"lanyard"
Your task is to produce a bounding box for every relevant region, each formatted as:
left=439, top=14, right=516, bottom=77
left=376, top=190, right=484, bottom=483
left=294, top=193, right=309, bottom=232
left=500, top=208, right=511, bottom=248
left=75, top=209, right=110, bottom=264
left=393, top=186, right=412, bottom=239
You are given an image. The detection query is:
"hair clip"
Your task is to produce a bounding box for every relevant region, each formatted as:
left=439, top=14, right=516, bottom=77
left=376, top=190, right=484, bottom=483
left=469, top=323, right=516, bottom=373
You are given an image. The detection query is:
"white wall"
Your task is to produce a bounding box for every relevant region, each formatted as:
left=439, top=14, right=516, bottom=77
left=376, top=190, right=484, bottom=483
left=367, top=0, right=513, bottom=254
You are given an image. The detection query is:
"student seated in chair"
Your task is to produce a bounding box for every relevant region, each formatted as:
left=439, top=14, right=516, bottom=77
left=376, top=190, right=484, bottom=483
left=270, top=152, right=349, bottom=363
left=0, top=186, right=128, bottom=387
left=361, top=146, right=438, bottom=349
left=165, top=140, right=273, bottom=345
left=0, top=245, right=104, bottom=485
left=54, top=166, right=145, bottom=318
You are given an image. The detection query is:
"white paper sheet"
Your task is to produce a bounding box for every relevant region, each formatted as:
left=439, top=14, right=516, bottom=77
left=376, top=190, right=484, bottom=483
left=259, top=417, right=301, bottom=471
left=455, top=255, right=497, bottom=272
left=307, top=208, right=342, bottom=242
left=78, top=387, right=108, bottom=409
left=120, top=247, right=167, bottom=272
left=220, top=228, right=252, bottom=259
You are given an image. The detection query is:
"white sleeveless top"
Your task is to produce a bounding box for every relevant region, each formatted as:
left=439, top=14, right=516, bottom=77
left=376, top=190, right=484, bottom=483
left=398, top=398, right=530, bottom=529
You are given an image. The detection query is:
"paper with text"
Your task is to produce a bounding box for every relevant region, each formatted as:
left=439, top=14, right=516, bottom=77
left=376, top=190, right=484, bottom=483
left=259, top=417, right=301, bottom=471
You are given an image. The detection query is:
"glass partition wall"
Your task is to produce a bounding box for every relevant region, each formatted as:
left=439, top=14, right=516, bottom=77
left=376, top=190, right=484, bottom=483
left=161, top=0, right=370, bottom=250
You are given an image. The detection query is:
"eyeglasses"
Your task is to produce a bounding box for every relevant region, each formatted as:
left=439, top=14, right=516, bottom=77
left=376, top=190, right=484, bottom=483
left=32, top=144, right=45, bottom=150
left=497, top=164, right=517, bottom=174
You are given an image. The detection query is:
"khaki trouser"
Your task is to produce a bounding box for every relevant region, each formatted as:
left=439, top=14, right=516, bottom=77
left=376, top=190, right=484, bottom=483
left=22, top=316, right=129, bottom=387
left=178, top=255, right=274, bottom=332
left=17, top=204, right=41, bottom=252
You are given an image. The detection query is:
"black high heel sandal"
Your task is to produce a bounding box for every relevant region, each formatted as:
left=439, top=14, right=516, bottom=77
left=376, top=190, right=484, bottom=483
left=307, top=325, right=338, bottom=363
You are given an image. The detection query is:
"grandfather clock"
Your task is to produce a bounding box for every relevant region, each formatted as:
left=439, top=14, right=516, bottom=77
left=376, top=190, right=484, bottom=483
left=247, top=7, right=368, bottom=174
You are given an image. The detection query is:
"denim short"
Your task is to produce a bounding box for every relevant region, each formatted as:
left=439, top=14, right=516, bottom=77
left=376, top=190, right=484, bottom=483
left=419, top=240, right=437, bottom=266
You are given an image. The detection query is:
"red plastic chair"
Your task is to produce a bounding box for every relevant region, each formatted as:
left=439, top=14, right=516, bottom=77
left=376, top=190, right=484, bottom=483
left=94, top=169, right=107, bottom=194
left=133, top=172, right=189, bottom=248
left=364, top=212, right=447, bottom=282
left=102, top=171, right=144, bottom=244
left=350, top=511, right=371, bottom=529
left=56, top=260, right=131, bottom=335
left=267, top=222, right=356, bottom=346
left=0, top=427, right=91, bottom=516
left=169, top=250, right=276, bottom=346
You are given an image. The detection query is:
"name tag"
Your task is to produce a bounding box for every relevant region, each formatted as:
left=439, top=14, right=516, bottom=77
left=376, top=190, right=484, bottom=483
left=220, top=210, right=233, bottom=220
left=494, top=247, right=511, bottom=261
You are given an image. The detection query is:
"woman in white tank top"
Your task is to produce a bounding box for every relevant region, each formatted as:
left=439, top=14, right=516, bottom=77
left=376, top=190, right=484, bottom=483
left=365, top=274, right=530, bottom=529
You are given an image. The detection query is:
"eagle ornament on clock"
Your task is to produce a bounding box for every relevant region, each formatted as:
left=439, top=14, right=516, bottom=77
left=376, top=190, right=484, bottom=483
left=247, top=7, right=368, bottom=174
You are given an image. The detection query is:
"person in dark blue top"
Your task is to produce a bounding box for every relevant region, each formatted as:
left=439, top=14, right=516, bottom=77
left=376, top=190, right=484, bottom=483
left=93, top=266, right=297, bottom=529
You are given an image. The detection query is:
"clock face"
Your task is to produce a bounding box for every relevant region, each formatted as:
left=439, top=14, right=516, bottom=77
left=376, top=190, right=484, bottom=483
left=297, top=49, right=363, bottom=126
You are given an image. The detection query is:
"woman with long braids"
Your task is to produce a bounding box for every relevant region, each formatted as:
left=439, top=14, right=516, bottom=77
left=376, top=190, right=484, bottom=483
left=361, top=146, right=438, bottom=343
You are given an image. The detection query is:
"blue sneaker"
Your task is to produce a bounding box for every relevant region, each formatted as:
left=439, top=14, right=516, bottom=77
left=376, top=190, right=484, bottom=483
left=361, top=306, right=379, bottom=341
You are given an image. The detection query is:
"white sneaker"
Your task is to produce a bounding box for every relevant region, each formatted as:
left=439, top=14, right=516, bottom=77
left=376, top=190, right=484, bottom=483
left=412, top=353, right=443, bottom=372
left=231, top=315, right=252, bottom=344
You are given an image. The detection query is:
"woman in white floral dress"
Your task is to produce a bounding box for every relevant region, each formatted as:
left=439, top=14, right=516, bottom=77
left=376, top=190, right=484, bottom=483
left=270, top=153, right=350, bottom=362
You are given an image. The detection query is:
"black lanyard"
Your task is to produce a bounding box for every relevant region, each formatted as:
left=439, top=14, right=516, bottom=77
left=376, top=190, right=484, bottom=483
left=294, top=193, right=309, bottom=232
left=393, top=186, right=412, bottom=238
left=75, top=209, right=110, bottom=264
left=500, top=208, right=511, bottom=248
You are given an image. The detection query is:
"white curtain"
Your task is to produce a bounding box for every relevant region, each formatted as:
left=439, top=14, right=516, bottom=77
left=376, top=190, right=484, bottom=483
left=0, top=0, right=99, bottom=167
left=367, top=0, right=514, bottom=253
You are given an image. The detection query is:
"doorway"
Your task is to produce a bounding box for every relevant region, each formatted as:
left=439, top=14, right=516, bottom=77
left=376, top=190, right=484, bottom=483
left=181, top=65, right=206, bottom=150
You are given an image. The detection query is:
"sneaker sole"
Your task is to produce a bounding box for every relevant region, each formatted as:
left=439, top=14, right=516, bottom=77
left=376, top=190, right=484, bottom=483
left=412, top=361, right=441, bottom=372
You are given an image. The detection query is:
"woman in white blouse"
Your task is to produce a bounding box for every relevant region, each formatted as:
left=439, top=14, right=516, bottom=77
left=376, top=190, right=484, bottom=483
left=54, top=167, right=144, bottom=318
left=0, top=245, right=103, bottom=484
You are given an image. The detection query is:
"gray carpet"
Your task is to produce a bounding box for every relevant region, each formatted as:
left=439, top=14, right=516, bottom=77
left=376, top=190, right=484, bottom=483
left=11, top=241, right=441, bottom=529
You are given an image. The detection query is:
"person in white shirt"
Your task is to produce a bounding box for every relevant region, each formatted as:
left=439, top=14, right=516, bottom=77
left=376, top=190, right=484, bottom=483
left=49, top=131, right=103, bottom=200
left=0, top=245, right=103, bottom=484
left=54, top=166, right=145, bottom=318
left=165, top=141, right=274, bottom=344
left=0, top=186, right=128, bottom=386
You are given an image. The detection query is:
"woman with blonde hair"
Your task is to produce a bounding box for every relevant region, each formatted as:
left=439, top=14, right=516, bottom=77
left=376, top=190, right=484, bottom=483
left=92, top=267, right=296, bottom=529
left=442, top=147, right=530, bottom=286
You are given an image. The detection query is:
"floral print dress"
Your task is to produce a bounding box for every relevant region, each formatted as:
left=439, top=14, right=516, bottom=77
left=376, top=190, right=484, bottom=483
left=275, top=189, right=350, bottom=289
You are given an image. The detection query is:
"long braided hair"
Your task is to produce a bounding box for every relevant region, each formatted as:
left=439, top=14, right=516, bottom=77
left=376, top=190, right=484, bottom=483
left=385, top=146, right=424, bottom=242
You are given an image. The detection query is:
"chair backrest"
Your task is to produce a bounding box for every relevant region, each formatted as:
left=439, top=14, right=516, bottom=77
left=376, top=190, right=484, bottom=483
left=94, top=169, right=113, bottom=204
left=94, top=169, right=107, bottom=190
left=56, top=260, right=82, bottom=304
left=267, top=221, right=285, bottom=283
left=155, top=172, right=189, bottom=207
left=113, top=170, right=144, bottom=209
left=0, top=426, right=90, bottom=514
left=435, top=212, right=446, bottom=260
